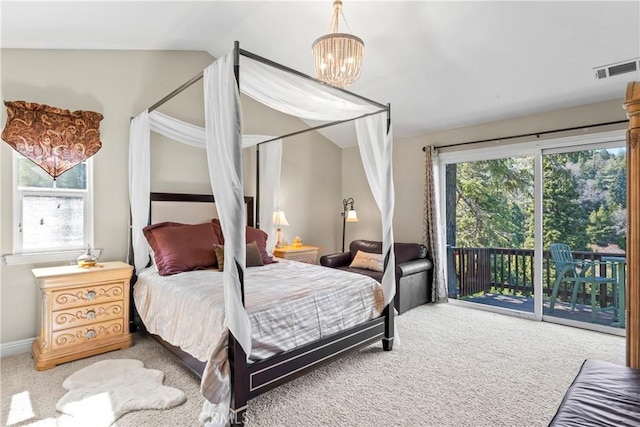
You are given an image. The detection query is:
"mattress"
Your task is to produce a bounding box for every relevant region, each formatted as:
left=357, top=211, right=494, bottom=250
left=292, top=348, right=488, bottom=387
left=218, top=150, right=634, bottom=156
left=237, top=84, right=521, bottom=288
left=133, top=258, right=384, bottom=363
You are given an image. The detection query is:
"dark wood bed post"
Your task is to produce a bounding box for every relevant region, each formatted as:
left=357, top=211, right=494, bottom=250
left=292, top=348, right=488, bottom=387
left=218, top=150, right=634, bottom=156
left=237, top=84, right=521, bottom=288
left=228, top=40, right=250, bottom=427
left=382, top=303, right=394, bottom=351
left=228, top=336, right=248, bottom=425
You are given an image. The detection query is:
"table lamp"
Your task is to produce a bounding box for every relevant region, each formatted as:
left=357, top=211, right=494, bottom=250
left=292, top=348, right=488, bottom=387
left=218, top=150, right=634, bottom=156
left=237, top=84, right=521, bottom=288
left=273, top=210, right=290, bottom=248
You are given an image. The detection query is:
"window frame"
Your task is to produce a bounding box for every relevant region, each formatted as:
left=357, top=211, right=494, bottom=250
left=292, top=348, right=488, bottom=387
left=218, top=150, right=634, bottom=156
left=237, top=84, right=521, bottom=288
left=12, top=152, right=94, bottom=255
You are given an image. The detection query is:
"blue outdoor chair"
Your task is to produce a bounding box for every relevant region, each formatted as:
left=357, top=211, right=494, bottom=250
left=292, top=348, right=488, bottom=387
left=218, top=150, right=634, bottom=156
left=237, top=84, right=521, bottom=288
left=549, top=243, right=618, bottom=322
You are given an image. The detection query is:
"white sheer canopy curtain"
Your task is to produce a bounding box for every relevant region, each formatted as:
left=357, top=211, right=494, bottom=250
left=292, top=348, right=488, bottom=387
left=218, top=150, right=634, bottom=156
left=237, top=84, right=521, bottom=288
left=200, top=54, right=250, bottom=427
left=128, top=112, right=150, bottom=274
left=355, top=115, right=396, bottom=306
left=259, top=141, right=283, bottom=254
left=204, top=54, right=251, bottom=355
left=240, top=56, right=377, bottom=120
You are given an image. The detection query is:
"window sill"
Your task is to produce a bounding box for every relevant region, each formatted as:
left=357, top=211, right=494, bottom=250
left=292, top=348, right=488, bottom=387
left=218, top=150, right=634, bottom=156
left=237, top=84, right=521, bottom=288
left=3, top=249, right=103, bottom=266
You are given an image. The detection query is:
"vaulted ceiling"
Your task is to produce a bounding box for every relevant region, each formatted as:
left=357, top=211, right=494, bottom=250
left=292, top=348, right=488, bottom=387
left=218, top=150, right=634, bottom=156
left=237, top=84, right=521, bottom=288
left=2, top=1, right=639, bottom=147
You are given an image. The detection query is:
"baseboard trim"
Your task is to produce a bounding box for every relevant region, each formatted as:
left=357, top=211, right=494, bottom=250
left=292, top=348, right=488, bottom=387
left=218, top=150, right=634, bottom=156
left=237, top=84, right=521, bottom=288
left=1, top=337, right=35, bottom=357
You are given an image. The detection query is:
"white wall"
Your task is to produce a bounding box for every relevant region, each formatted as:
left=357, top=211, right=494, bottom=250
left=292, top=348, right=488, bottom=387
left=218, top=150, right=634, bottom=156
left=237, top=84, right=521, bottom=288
left=1, top=49, right=342, bottom=344
left=342, top=98, right=629, bottom=244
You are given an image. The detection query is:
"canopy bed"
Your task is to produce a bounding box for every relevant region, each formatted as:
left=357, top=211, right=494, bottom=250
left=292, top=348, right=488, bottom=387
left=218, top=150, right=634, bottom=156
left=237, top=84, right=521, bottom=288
left=128, top=42, right=395, bottom=426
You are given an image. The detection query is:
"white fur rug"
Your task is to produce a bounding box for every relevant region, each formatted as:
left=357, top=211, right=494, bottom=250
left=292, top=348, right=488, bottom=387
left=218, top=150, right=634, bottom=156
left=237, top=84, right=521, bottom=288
left=56, top=359, right=186, bottom=426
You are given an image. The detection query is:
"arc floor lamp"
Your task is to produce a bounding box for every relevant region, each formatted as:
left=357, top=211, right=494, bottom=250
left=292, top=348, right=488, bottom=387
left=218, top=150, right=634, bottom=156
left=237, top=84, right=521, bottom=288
left=341, top=197, right=359, bottom=252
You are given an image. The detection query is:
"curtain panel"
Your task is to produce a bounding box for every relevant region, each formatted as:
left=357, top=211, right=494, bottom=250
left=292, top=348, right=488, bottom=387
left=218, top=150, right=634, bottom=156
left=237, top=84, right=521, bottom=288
left=2, top=100, right=103, bottom=178
left=423, top=145, right=448, bottom=303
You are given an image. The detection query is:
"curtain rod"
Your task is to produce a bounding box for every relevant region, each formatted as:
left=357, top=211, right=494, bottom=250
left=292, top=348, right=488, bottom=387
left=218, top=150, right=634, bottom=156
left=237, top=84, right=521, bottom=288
left=421, top=119, right=629, bottom=151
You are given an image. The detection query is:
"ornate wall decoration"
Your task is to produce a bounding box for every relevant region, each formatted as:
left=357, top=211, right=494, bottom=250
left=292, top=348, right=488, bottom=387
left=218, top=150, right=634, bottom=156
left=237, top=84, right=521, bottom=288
left=1, top=100, right=103, bottom=178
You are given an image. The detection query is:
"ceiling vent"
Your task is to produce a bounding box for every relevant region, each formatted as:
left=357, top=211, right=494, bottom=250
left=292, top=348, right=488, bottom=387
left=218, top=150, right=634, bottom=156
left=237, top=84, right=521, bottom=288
left=594, top=58, right=639, bottom=80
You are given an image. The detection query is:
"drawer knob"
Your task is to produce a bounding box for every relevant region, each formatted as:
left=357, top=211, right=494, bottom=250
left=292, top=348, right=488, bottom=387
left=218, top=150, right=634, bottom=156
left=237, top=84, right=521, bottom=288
left=86, top=329, right=96, bottom=339
left=86, top=310, right=96, bottom=320
left=86, top=290, right=96, bottom=301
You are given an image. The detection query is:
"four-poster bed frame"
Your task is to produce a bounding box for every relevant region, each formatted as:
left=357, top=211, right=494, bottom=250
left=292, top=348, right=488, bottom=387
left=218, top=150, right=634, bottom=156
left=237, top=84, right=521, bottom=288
left=132, top=41, right=394, bottom=425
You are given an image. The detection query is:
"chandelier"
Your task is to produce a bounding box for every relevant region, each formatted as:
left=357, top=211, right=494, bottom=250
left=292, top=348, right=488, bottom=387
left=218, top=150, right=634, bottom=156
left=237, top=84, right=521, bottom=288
left=312, top=0, right=364, bottom=88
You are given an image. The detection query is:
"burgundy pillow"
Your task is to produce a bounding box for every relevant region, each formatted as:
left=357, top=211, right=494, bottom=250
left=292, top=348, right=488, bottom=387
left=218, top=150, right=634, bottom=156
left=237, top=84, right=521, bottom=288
left=211, top=218, right=224, bottom=243
left=212, top=219, right=276, bottom=264
left=143, top=221, right=222, bottom=276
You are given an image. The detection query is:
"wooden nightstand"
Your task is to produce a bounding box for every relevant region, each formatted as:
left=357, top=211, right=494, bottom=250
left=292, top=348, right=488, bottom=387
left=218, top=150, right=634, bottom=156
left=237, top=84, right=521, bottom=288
left=31, top=261, right=134, bottom=370
left=273, top=245, right=320, bottom=265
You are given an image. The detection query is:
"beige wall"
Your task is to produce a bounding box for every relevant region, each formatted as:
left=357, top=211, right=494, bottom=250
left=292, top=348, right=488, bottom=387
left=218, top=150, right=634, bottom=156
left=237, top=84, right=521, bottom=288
left=1, top=49, right=342, bottom=344
left=342, top=98, right=629, bottom=245
left=241, top=95, right=342, bottom=253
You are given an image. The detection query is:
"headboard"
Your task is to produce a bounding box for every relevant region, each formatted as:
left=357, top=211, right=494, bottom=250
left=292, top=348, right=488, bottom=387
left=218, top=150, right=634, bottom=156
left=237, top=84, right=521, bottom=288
left=149, top=192, right=255, bottom=227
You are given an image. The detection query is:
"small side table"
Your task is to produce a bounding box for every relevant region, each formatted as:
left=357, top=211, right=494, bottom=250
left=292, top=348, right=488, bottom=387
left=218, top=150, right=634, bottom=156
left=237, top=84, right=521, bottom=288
left=602, top=256, right=626, bottom=327
left=273, top=245, right=320, bottom=265
left=31, top=261, right=134, bottom=370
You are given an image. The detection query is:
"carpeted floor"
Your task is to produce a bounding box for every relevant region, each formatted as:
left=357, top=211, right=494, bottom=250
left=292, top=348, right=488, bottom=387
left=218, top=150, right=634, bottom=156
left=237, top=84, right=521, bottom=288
left=1, top=303, right=626, bottom=427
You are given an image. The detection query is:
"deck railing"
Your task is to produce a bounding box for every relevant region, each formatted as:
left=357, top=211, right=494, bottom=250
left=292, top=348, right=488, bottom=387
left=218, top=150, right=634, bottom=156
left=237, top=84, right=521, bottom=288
left=450, top=246, right=623, bottom=308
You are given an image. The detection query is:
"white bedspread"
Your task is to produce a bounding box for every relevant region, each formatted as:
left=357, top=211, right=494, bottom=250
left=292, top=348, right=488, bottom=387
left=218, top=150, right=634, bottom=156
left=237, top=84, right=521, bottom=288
left=133, top=259, right=384, bottom=363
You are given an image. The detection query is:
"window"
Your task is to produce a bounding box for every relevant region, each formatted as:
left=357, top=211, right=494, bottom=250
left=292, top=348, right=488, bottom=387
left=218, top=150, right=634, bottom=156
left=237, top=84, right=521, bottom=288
left=439, top=129, right=627, bottom=336
left=14, top=153, right=92, bottom=254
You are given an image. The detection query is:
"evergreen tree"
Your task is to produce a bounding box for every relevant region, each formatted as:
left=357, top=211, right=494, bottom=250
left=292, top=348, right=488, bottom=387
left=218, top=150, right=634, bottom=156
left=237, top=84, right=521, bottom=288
left=455, top=157, right=533, bottom=248
left=586, top=204, right=615, bottom=246
left=536, top=155, right=589, bottom=250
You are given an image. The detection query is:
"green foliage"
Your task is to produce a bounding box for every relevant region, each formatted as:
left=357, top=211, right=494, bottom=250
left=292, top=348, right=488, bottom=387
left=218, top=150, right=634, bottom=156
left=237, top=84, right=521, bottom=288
left=451, top=148, right=627, bottom=253
left=538, top=154, right=589, bottom=250
left=586, top=204, right=616, bottom=246
left=454, top=157, right=533, bottom=248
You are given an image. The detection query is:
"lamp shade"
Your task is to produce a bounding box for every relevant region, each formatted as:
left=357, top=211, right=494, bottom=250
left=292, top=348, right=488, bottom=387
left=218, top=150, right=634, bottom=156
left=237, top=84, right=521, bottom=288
left=345, top=209, right=359, bottom=222
left=273, top=210, right=290, bottom=227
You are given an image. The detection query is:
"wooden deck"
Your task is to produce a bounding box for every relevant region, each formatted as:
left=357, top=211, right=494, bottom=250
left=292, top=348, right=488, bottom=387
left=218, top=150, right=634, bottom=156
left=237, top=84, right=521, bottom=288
left=462, top=293, right=624, bottom=329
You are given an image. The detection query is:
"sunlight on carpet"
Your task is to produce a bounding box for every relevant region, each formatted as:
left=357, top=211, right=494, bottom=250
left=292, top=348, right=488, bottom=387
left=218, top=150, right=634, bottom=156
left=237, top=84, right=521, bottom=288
left=6, top=391, right=34, bottom=426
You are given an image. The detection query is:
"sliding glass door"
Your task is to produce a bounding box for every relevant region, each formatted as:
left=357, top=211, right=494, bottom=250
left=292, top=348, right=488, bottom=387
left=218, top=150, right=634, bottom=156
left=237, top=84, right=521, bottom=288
left=542, top=146, right=627, bottom=329
left=440, top=131, right=627, bottom=333
left=444, top=156, right=535, bottom=315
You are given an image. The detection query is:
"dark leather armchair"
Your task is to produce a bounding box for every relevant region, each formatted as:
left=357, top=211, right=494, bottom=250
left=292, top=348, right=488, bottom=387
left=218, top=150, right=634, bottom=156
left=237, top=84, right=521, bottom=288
left=320, top=239, right=433, bottom=314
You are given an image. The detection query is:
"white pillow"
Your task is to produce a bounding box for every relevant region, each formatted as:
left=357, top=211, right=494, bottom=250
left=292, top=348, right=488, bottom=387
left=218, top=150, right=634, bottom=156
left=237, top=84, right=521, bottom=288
left=349, top=250, right=384, bottom=272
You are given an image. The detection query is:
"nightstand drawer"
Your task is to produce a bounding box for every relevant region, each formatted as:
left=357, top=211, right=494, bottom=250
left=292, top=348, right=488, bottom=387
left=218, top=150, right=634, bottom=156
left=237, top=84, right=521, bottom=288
left=51, top=318, right=125, bottom=351
left=51, top=281, right=124, bottom=310
left=52, top=301, right=125, bottom=331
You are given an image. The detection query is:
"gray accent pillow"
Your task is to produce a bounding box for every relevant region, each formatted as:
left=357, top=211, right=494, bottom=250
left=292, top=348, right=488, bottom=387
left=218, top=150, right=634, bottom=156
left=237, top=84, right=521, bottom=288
left=213, top=241, right=264, bottom=272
